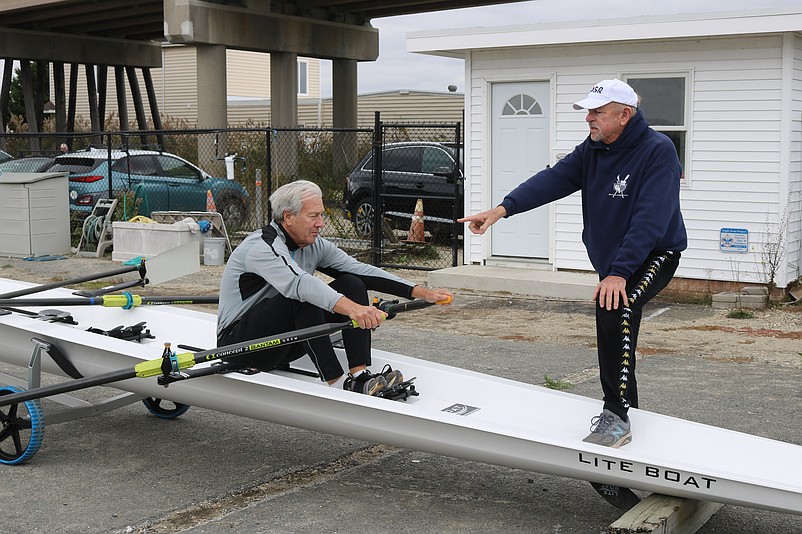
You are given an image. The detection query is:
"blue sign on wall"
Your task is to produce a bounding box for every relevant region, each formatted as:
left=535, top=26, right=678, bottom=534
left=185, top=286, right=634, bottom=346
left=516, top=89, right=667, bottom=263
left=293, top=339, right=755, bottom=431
left=720, top=228, right=748, bottom=253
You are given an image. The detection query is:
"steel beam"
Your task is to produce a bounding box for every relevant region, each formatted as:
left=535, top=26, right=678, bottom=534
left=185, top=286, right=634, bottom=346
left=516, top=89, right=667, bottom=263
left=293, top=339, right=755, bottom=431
left=164, top=0, right=378, bottom=61
left=0, top=28, right=161, bottom=67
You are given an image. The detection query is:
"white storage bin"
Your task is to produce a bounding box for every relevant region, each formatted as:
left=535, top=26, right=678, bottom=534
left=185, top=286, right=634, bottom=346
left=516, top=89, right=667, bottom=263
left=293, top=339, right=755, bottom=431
left=0, top=172, right=70, bottom=258
left=112, top=221, right=201, bottom=262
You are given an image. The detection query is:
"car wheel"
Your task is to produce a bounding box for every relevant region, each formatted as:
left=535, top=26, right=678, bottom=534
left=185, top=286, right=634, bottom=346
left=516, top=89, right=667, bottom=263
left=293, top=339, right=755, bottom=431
left=217, top=196, right=247, bottom=230
left=353, top=197, right=374, bottom=239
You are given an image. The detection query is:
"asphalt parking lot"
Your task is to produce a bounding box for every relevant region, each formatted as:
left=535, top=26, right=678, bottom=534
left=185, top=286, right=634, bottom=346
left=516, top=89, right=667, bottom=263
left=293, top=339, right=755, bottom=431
left=0, top=258, right=801, bottom=533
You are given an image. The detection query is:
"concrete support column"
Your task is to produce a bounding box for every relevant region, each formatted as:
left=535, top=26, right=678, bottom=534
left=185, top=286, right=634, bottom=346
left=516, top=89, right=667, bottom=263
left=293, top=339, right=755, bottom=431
left=196, top=44, right=227, bottom=173
left=332, top=58, right=358, bottom=177
left=271, top=51, right=298, bottom=178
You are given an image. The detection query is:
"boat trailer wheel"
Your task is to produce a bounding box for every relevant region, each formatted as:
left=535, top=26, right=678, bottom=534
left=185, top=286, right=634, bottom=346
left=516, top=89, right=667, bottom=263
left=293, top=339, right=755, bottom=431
left=142, top=397, right=191, bottom=419
left=0, top=386, right=44, bottom=465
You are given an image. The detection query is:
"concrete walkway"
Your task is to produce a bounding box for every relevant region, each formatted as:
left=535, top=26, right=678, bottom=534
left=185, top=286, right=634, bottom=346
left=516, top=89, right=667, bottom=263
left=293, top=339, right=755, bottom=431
left=428, top=264, right=599, bottom=300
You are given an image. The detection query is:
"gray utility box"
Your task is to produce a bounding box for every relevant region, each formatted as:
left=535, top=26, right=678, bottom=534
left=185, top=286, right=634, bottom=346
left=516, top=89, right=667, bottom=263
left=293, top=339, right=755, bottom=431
left=0, top=172, right=70, bottom=258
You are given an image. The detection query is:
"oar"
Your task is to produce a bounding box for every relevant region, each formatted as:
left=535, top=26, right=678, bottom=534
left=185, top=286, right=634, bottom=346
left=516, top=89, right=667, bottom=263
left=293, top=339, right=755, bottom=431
left=0, top=297, right=449, bottom=407
left=0, top=263, right=144, bottom=300
left=0, top=321, right=356, bottom=407
left=0, top=294, right=218, bottom=308
left=0, top=241, right=200, bottom=300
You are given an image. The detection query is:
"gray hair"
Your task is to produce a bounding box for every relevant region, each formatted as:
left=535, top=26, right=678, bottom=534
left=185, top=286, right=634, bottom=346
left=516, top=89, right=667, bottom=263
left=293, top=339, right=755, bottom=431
left=270, top=180, right=323, bottom=222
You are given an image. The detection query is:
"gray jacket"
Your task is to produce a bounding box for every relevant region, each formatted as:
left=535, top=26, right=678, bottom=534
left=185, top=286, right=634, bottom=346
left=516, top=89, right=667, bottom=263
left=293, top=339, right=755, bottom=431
left=217, top=221, right=415, bottom=336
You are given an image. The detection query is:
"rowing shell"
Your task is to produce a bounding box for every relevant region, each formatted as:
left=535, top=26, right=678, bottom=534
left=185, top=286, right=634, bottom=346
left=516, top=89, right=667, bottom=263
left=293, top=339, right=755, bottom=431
left=0, top=277, right=800, bottom=515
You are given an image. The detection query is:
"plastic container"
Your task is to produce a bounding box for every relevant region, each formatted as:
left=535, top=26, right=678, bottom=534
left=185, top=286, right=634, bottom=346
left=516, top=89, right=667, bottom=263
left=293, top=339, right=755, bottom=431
left=112, top=221, right=201, bottom=262
left=203, top=237, right=226, bottom=266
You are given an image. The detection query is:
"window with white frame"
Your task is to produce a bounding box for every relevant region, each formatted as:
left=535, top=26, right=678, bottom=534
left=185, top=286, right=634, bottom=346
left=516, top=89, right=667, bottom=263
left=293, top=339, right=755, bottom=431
left=624, top=74, right=689, bottom=181
left=298, top=60, right=308, bottom=96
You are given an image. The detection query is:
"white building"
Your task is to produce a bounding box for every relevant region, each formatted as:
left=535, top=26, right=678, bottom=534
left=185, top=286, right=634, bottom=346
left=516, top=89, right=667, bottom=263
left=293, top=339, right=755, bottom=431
left=409, top=7, right=802, bottom=291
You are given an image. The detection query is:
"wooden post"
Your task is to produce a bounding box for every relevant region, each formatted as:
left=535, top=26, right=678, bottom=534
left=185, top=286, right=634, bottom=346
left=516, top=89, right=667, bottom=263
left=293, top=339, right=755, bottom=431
left=609, top=494, right=724, bottom=534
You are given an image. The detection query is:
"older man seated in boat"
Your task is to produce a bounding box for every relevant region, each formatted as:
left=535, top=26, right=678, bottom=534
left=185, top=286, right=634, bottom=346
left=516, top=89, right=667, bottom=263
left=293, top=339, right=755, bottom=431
left=217, top=179, right=452, bottom=396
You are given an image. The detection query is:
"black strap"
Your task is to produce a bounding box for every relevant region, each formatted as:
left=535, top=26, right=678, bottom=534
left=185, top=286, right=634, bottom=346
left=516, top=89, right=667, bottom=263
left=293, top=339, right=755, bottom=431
left=32, top=337, right=84, bottom=379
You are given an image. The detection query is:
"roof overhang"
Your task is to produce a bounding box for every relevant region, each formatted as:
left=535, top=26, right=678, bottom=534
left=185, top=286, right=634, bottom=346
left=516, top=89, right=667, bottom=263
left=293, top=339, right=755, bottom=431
left=407, top=7, right=802, bottom=59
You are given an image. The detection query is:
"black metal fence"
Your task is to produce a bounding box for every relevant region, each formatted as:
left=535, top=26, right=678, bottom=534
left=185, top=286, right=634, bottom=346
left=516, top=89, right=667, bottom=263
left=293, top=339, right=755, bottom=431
left=0, top=117, right=462, bottom=270
left=366, top=116, right=462, bottom=270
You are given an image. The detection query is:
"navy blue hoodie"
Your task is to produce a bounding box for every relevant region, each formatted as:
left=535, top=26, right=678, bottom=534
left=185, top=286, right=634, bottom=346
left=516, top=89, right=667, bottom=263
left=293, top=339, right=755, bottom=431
left=499, top=110, right=687, bottom=280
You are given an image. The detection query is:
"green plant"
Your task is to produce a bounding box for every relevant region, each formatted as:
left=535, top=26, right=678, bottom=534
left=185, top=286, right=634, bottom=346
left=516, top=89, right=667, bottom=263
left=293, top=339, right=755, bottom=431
left=757, top=207, right=790, bottom=299
left=543, top=375, right=572, bottom=391
left=727, top=308, right=754, bottom=319
left=114, top=189, right=143, bottom=222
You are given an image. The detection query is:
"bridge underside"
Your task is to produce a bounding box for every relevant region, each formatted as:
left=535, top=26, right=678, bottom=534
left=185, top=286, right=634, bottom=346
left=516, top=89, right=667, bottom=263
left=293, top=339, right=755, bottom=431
left=0, top=1, right=528, bottom=140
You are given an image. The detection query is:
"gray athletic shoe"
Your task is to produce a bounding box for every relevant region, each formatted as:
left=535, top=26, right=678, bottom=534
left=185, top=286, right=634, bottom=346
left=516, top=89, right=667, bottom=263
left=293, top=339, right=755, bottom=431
left=582, top=409, right=632, bottom=448
left=343, top=371, right=386, bottom=396
left=378, top=364, right=404, bottom=388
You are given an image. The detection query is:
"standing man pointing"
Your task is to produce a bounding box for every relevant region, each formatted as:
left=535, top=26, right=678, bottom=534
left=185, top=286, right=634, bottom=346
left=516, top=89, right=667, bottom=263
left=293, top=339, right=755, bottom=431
left=459, top=79, right=686, bottom=448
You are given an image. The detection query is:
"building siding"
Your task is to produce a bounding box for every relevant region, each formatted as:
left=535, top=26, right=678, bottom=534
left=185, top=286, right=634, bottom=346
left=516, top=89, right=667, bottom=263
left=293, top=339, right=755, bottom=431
left=466, top=32, right=802, bottom=287
left=230, top=90, right=465, bottom=128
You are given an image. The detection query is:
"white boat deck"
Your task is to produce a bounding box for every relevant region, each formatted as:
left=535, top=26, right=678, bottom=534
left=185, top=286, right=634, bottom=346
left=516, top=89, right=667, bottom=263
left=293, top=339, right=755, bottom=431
left=0, top=277, right=800, bottom=515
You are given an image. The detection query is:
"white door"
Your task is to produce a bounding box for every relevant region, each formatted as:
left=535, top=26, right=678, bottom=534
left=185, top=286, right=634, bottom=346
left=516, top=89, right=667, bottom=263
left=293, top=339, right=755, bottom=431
left=491, top=81, right=550, bottom=258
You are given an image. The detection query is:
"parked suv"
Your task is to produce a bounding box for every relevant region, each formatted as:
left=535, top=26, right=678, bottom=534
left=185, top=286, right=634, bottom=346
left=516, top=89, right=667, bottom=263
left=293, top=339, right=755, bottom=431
left=50, top=148, right=251, bottom=228
left=342, top=142, right=463, bottom=239
left=0, top=156, right=56, bottom=174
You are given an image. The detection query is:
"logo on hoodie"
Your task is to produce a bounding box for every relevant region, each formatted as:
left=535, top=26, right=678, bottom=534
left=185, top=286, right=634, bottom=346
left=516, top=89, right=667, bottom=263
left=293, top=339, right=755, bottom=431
left=610, top=175, right=629, bottom=198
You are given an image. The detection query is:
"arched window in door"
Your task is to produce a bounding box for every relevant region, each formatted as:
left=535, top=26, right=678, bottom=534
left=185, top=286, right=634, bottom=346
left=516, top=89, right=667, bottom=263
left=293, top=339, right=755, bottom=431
left=502, top=94, right=543, bottom=116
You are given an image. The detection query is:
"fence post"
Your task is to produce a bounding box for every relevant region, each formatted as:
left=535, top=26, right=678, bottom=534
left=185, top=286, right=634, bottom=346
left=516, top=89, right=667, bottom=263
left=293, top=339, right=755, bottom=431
left=452, top=120, right=462, bottom=267
left=255, top=167, right=264, bottom=227
left=371, top=111, right=382, bottom=266
left=266, top=129, right=273, bottom=223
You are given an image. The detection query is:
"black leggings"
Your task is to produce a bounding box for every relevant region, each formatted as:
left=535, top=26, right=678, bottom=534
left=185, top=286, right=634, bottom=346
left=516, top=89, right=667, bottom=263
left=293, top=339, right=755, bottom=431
left=217, top=274, right=371, bottom=381
left=595, top=251, right=680, bottom=421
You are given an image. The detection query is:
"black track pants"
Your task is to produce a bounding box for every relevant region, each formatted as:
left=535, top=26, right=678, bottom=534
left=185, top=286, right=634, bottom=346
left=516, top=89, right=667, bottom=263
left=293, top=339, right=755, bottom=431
left=595, top=251, right=680, bottom=421
left=217, top=274, right=371, bottom=381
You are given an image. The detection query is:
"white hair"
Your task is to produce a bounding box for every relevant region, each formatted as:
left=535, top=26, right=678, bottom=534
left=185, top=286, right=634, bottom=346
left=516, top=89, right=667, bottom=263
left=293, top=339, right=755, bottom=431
left=270, top=180, right=322, bottom=222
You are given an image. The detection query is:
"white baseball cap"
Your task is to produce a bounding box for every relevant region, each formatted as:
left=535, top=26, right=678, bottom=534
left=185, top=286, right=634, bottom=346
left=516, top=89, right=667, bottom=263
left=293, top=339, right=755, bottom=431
left=573, top=79, right=638, bottom=110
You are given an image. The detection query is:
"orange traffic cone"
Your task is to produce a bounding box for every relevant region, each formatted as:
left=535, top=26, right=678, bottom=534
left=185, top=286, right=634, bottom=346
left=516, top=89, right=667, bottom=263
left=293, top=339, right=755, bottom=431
left=206, top=189, right=217, bottom=212
left=404, top=198, right=426, bottom=243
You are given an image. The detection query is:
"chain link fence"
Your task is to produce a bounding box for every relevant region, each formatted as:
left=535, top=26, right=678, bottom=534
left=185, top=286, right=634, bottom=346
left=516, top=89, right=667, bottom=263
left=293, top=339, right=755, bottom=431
left=0, top=117, right=462, bottom=270
left=369, top=119, right=463, bottom=270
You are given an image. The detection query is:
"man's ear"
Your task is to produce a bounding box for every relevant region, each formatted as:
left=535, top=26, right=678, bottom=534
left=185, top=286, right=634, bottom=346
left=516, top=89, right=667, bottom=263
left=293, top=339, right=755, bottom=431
left=621, top=105, right=634, bottom=124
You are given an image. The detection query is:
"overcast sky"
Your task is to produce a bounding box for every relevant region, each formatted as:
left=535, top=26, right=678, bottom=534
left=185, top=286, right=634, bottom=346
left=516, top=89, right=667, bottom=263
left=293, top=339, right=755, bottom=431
left=321, top=0, right=802, bottom=98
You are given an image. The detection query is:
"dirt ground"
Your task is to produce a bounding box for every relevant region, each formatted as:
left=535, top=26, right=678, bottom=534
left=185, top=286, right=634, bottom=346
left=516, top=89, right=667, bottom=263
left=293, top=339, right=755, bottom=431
left=2, top=255, right=801, bottom=372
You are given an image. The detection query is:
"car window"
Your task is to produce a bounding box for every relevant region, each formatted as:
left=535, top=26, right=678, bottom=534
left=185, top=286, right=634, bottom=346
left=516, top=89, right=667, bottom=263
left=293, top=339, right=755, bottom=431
left=384, top=147, right=422, bottom=173
left=157, top=155, right=199, bottom=179
left=111, top=155, right=159, bottom=175
left=48, top=157, right=103, bottom=173
left=421, top=147, right=454, bottom=174
left=360, top=154, right=374, bottom=171
left=0, top=158, right=54, bottom=174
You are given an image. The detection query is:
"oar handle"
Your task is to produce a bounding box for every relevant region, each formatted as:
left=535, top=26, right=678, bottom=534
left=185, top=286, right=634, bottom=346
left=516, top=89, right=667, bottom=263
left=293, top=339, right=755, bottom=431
left=376, top=296, right=452, bottom=319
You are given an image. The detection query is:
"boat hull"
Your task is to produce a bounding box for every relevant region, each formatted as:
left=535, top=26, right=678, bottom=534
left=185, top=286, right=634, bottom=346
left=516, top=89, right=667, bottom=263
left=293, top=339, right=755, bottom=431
left=0, top=277, right=800, bottom=515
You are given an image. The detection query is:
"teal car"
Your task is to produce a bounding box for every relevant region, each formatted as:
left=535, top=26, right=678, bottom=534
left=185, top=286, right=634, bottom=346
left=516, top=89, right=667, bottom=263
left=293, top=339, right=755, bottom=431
left=50, top=148, right=250, bottom=228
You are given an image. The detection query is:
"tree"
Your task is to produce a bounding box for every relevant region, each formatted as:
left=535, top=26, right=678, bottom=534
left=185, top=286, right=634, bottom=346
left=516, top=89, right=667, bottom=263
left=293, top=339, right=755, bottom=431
left=7, top=61, right=49, bottom=128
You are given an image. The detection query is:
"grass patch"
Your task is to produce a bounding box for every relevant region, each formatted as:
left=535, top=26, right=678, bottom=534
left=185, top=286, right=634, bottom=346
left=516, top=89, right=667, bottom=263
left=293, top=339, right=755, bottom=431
left=543, top=375, right=572, bottom=391
left=726, top=308, right=755, bottom=319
